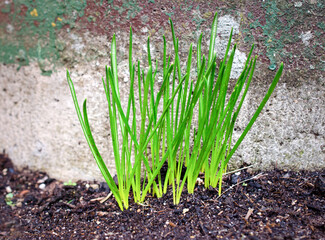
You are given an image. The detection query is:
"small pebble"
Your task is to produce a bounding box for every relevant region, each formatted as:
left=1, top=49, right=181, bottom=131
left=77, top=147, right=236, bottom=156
left=97, top=211, right=108, bottom=216
left=231, top=174, right=240, bottom=184
left=39, top=183, right=46, bottom=190
left=5, top=186, right=12, bottom=193
left=248, top=181, right=262, bottom=189
left=99, top=182, right=110, bottom=192
left=183, top=208, right=189, bottom=214
left=37, top=176, right=49, bottom=184
left=24, top=194, right=37, bottom=204
left=90, top=184, right=99, bottom=190
left=196, top=178, right=204, bottom=185
left=294, top=2, right=302, bottom=7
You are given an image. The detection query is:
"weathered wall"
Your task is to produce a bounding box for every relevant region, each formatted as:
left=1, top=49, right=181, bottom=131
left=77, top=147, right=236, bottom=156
left=0, top=0, right=324, bottom=182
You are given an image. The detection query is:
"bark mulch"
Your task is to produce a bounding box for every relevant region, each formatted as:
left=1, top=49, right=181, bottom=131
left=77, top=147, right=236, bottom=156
left=0, top=153, right=324, bottom=239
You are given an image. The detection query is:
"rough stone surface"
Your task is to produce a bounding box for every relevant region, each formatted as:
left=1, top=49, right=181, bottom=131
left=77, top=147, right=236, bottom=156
left=0, top=62, right=112, bottom=181
left=232, top=78, right=325, bottom=171
left=0, top=1, right=324, bottom=181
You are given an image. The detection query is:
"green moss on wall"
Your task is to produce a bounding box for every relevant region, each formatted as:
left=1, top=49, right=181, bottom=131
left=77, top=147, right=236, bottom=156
left=243, top=1, right=324, bottom=70
left=0, top=0, right=87, bottom=74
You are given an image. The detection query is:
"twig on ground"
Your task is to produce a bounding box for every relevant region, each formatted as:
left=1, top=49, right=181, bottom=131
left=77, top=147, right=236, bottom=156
left=223, top=165, right=253, bottom=176
left=215, top=172, right=266, bottom=200
left=100, top=192, right=113, bottom=203
left=90, top=192, right=113, bottom=203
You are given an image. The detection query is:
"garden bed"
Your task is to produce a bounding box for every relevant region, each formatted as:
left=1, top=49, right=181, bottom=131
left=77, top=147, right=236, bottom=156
left=1, top=153, right=324, bottom=239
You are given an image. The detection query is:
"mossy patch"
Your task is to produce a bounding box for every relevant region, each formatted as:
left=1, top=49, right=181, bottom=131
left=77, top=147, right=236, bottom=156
left=0, top=0, right=87, bottom=74
left=243, top=1, right=324, bottom=70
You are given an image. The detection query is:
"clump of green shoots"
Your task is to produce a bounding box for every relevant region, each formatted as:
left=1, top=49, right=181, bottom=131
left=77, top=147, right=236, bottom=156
left=67, top=12, right=283, bottom=210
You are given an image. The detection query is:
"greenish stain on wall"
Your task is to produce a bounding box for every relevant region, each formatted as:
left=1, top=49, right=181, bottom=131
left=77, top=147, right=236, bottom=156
left=165, top=12, right=174, bottom=18
left=87, top=0, right=142, bottom=25
left=247, top=2, right=299, bottom=69
left=0, top=0, right=87, bottom=75
left=111, top=0, right=142, bottom=20
left=243, top=1, right=325, bottom=70
left=191, top=5, right=206, bottom=30
left=317, top=22, right=325, bottom=31
left=1, top=3, right=11, bottom=13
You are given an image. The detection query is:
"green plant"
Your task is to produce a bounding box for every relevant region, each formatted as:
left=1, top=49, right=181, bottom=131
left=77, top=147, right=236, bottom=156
left=67, top=12, right=283, bottom=210
left=5, top=193, right=15, bottom=207
left=63, top=180, right=77, bottom=186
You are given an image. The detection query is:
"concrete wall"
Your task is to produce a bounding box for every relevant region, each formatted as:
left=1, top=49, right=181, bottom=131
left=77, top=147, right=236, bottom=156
left=0, top=1, right=324, bottom=182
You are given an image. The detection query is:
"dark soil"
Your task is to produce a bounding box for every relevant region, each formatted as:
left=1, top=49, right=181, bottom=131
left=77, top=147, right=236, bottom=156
left=1, top=154, right=324, bottom=239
